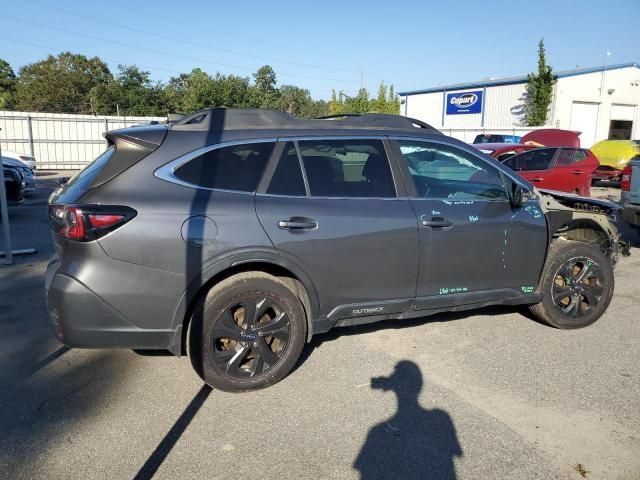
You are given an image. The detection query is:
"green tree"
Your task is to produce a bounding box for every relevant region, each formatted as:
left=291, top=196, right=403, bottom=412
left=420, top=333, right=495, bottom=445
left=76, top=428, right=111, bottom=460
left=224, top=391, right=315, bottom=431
left=525, top=39, right=555, bottom=126
left=370, top=82, right=400, bottom=114
left=0, top=59, right=16, bottom=109
left=308, top=99, right=330, bottom=118
left=14, top=52, right=112, bottom=114
left=90, top=65, right=172, bottom=116
left=164, top=68, right=253, bottom=113
left=279, top=85, right=313, bottom=116
left=251, top=65, right=279, bottom=108
left=329, top=82, right=399, bottom=115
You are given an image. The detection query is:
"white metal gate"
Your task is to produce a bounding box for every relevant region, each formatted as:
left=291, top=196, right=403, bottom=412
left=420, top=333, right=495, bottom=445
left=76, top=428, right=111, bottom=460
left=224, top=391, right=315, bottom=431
left=569, top=102, right=600, bottom=148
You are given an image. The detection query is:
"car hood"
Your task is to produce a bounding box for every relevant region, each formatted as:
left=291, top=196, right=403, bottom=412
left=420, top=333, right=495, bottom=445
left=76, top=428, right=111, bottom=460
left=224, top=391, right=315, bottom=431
left=1, top=157, right=30, bottom=169
left=521, top=129, right=581, bottom=148
left=591, top=140, right=640, bottom=168
left=537, top=188, right=619, bottom=214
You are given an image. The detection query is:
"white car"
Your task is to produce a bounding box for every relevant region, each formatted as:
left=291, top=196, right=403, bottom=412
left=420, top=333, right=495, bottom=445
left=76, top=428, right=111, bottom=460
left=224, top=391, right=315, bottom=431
left=2, top=151, right=37, bottom=170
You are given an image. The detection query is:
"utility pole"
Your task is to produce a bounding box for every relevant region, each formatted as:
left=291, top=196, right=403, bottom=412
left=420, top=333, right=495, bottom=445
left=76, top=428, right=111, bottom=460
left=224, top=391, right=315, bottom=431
left=0, top=129, right=11, bottom=265
left=0, top=128, right=37, bottom=265
left=599, top=50, right=611, bottom=96
left=359, top=64, right=364, bottom=91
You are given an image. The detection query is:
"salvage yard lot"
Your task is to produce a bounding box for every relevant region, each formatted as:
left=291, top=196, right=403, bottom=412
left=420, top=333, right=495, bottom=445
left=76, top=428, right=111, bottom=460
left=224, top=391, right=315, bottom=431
left=1, top=174, right=639, bottom=479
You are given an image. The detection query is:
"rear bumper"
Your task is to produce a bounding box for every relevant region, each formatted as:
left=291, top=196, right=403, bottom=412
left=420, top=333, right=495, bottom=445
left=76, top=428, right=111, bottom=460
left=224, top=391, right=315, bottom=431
left=592, top=168, right=622, bottom=181
left=620, top=200, right=640, bottom=227
left=45, top=259, right=174, bottom=350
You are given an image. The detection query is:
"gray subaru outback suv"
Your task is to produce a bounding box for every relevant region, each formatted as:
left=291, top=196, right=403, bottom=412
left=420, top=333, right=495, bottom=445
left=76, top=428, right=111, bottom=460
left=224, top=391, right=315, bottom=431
left=46, top=109, right=629, bottom=391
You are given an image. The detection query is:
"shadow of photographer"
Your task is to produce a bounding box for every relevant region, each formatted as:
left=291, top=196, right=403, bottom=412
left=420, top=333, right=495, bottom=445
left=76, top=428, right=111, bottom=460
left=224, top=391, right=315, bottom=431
left=354, top=360, right=462, bottom=480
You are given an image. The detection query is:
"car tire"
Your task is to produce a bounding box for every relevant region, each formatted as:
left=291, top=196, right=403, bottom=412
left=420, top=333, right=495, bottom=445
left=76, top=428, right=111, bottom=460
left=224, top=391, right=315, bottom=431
left=188, top=272, right=307, bottom=392
left=529, top=240, right=614, bottom=329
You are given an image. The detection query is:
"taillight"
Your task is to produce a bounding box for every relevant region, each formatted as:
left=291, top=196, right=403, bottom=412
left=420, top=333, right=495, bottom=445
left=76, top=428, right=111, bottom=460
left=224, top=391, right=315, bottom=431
left=621, top=165, right=633, bottom=192
left=59, top=207, right=85, bottom=240
left=88, top=214, right=125, bottom=228
left=49, top=204, right=136, bottom=241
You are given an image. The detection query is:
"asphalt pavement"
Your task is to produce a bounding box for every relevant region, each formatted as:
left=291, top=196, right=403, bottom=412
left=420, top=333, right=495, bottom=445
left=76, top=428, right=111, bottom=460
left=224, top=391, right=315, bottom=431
left=1, top=172, right=639, bottom=479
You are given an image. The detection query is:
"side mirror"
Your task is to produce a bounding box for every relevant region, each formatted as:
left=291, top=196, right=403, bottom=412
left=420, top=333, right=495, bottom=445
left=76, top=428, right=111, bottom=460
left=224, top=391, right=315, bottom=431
left=56, top=177, right=69, bottom=186
left=510, top=183, right=525, bottom=208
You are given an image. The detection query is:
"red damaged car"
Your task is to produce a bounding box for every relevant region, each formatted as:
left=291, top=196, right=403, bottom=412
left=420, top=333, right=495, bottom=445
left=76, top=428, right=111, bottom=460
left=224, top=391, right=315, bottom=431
left=501, top=147, right=599, bottom=196
left=472, top=129, right=598, bottom=195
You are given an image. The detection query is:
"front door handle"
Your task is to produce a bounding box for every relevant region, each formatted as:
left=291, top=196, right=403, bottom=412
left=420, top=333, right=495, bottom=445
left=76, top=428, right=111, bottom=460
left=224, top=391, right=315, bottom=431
left=571, top=170, right=585, bottom=175
left=530, top=177, right=545, bottom=182
left=278, top=217, right=317, bottom=230
left=421, top=216, right=454, bottom=228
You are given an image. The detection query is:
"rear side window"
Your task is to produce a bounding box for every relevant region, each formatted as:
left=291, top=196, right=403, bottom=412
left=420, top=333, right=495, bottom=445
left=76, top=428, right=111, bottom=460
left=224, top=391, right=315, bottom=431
left=267, top=142, right=306, bottom=196
left=61, top=146, right=115, bottom=195
left=297, top=139, right=395, bottom=198
left=573, top=150, right=588, bottom=163
left=174, top=142, right=274, bottom=191
left=555, top=149, right=577, bottom=166
left=505, top=148, right=556, bottom=171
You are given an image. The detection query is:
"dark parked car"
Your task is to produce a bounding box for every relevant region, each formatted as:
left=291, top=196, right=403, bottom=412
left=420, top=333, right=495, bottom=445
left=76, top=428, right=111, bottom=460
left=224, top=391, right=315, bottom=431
left=473, top=134, right=521, bottom=144
left=620, top=158, right=640, bottom=229
left=2, top=163, right=26, bottom=205
left=1, top=156, right=36, bottom=192
left=46, top=109, right=629, bottom=392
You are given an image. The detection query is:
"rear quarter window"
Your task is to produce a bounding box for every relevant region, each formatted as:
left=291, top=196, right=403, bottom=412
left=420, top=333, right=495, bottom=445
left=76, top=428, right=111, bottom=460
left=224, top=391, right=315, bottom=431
left=174, top=142, right=274, bottom=192
left=55, top=146, right=116, bottom=201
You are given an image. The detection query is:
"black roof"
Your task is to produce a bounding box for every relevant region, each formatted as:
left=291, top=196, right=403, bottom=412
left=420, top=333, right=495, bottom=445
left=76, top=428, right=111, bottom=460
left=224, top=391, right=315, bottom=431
left=168, top=108, right=441, bottom=134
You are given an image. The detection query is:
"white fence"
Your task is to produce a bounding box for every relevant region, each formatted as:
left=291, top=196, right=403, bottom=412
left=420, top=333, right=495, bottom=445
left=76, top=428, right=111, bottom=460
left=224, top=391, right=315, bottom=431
left=0, top=111, right=163, bottom=170
left=0, top=110, right=551, bottom=170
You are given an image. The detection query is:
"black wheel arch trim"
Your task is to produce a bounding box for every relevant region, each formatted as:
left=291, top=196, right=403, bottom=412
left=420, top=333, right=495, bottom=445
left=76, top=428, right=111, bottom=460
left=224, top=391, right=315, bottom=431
left=168, top=248, right=321, bottom=355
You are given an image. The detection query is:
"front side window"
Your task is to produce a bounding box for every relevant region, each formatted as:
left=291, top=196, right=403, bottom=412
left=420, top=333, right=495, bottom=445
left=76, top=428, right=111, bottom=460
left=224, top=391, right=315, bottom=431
left=297, top=139, right=395, bottom=198
left=174, top=142, right=274, bottom=191
left=504, top=148, right=556, bottom=172
left=398, top=140, right=507, bottom=200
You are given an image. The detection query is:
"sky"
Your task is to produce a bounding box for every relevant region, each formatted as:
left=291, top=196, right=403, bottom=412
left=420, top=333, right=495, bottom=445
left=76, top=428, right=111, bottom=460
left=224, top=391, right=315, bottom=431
left=1, top=0, right=639, bottom=100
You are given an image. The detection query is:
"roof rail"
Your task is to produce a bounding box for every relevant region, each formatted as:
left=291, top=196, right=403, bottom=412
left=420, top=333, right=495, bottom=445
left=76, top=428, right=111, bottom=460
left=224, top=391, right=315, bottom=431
left=316, top=113, right=437, bottom=131
left=168, top=108, right=441, bottom=133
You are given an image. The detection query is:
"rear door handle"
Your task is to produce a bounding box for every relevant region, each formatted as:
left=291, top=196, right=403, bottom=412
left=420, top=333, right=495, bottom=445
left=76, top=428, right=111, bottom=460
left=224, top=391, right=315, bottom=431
left=421, top=216, right=454, bottom=228
left=571, top=170, right=585, bottom=175
left=278, top=217, right=317, bottom=230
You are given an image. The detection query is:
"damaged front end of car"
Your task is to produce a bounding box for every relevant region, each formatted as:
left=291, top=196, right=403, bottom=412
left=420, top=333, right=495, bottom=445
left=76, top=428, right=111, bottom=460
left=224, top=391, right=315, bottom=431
left=535, top=189, right=631, bottom=265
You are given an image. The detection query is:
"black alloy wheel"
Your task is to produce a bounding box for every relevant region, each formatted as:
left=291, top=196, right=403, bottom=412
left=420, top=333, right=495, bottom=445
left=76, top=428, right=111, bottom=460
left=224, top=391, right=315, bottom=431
left=189, top=271, right=307, bottom=392
left=529, top=241, right=614, bottom=329
left=210, top=296, right=291, bottom=378
left=551, top=257, right=604, bottom=319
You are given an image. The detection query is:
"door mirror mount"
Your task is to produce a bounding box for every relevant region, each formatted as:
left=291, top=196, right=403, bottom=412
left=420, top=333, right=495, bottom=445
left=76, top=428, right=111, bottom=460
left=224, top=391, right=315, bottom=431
left=510, top=183, right=525, bottom=208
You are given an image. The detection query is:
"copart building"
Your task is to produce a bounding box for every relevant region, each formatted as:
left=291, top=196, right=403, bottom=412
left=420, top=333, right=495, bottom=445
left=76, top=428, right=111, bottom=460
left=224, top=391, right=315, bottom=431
left=399, top=62, right=640, bottom=147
